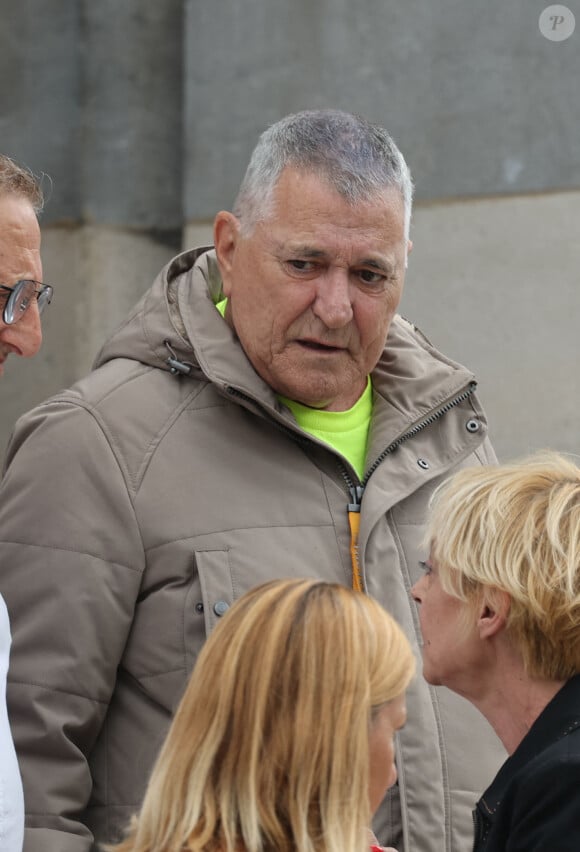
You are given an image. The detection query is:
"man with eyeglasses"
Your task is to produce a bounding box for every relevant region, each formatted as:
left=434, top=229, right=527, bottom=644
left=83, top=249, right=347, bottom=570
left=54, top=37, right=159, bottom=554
left=0, top=158, right=51, bottom=377
left=0, top=153, right=50, bottom=851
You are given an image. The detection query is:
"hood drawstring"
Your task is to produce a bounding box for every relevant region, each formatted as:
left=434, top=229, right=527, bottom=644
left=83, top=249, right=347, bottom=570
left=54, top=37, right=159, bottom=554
left=164, top=340, right=193, bottom=376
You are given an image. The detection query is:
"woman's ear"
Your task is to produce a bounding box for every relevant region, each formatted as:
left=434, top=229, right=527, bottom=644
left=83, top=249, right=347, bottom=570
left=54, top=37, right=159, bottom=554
left=477, top=589, right=511, bottom=640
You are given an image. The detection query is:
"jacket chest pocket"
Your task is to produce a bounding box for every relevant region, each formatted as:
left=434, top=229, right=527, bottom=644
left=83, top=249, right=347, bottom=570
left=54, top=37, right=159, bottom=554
left=184, top=548, right=234, bottom=671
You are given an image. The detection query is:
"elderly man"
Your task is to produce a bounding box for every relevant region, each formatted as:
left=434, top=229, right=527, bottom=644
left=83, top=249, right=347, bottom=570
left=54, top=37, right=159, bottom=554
left=0, top=157, right=50, bottom=374
left=0, top=111, right=504, bottom=852
left=0, top=154, right=51, bottom=852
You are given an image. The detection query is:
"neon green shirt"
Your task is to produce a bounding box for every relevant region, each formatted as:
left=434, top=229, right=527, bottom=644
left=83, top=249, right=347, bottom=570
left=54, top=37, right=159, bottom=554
left=278, top=382, right=372, bottom=480
left=215, top=297, right=372, bottom=479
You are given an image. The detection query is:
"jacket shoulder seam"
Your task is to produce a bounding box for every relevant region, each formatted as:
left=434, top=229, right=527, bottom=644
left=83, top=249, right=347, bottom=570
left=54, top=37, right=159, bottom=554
left=28, top=394, right=141, bottom=501
left=37, top=379, right=211, bottom=496
left=130, top=381, right=214, bottom=491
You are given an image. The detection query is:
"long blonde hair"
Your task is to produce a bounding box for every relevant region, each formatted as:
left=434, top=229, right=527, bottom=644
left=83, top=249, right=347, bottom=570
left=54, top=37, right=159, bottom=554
left=111, top=579, right=415, bottom=852
left=426, top=451, right=580, bottom=679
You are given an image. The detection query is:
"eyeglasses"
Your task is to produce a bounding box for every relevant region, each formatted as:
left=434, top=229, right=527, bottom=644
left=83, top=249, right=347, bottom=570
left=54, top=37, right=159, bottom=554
left=0, top=279, right=53, bottom=325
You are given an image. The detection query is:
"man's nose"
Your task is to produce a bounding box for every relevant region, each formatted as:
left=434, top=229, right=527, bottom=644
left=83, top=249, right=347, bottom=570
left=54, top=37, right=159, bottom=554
left=2, top=304, right=43, bottom=357
left=312, top=268, right=354, bottom=329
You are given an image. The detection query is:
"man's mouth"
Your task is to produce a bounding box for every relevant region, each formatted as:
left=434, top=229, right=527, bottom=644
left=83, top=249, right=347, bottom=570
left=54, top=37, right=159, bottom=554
left=296, top=339, right=345, bottom=353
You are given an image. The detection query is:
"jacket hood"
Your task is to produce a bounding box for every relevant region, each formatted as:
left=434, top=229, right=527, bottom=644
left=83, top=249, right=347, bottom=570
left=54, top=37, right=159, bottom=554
left=93, top=246, right=477, bottom=423
left=93, top=246, right=221, bottom=376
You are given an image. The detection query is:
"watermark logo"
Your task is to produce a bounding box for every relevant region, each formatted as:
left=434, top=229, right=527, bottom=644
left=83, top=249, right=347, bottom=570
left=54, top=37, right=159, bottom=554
left=539, top=5, right=576, bottom=41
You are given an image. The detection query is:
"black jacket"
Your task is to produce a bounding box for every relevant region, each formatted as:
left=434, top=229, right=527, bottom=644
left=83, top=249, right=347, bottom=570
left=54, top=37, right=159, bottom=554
left=473, top=675, right=580, bottom=851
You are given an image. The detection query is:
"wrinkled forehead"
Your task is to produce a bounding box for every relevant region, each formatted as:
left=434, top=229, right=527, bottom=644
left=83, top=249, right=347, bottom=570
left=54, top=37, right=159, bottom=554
left=272, top=165, right=405, bottom=210
left=264, top=169, right=406, bottom=240
left=0, top=193, right=42, bottom=282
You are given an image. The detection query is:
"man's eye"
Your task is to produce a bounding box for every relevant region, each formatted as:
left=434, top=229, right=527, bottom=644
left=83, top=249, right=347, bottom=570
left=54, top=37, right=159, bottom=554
left=358, top=269, right=386, bottom=285
left=288, top=259, right=314, bottom=272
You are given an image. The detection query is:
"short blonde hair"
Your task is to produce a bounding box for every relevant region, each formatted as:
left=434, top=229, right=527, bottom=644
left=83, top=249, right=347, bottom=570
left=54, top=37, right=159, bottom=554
left=426, top=452, right=580, bottom=680
left=111, top=579, right=415, bottom=852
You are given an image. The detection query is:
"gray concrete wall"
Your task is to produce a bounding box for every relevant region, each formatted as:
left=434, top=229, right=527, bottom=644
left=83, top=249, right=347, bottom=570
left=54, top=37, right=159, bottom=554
left=1, top=0, right=578, bottom=463
left=183, top=0, right=580, bottom=216
left=1, top=0, right=183, bottom=456
left=400, top=191, right=580, bottom=461
left=0, top=0, right=81, bottom=220
left=81, top=0, right=184, bottom=229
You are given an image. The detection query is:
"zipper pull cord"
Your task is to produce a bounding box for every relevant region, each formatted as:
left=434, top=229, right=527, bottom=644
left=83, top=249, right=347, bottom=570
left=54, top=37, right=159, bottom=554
left=348, top=485, right=365, bottom=591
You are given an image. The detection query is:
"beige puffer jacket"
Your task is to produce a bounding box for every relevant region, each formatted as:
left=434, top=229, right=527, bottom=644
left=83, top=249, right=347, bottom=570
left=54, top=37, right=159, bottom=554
left=0, top=247, right=505, bottom=852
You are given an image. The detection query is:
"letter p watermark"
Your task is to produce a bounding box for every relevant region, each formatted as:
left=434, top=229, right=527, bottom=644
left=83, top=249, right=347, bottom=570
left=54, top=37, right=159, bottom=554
left=539, top=5, right=576, bottom=41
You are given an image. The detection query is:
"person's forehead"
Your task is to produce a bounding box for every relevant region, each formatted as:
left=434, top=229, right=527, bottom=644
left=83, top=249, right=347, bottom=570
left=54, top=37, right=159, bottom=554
left=271, top=166, right=404, bottom=216
left=260, top=171, right=405, bottom=253
left=0, top=194, right=40, bottom=239
left=0, top=194, right=42, bottom=280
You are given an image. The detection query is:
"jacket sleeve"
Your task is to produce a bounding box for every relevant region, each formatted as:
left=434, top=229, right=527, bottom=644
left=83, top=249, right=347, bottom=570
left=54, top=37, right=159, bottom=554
left=0, top=398, right=145, bottom=852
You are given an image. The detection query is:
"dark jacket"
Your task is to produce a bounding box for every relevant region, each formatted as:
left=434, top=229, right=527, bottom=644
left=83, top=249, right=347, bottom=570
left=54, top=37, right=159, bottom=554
left=473, top=675, right=580, bottom=851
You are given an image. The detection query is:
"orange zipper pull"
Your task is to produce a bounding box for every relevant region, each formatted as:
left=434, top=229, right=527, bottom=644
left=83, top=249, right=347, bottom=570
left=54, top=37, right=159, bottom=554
left=348, top=486, right=364, bottom=591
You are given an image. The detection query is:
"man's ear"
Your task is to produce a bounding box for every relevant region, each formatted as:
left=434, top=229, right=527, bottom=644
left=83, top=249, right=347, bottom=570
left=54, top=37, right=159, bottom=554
left=477, top=589, right=511, bottom=640
left=213, top=211, right=240, bottom=297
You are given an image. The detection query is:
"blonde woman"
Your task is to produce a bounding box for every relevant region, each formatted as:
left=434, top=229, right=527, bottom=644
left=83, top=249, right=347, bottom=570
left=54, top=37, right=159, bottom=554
left=111, top=579, right=415, bottom=852
left=412, top=452, right=580, bottom=852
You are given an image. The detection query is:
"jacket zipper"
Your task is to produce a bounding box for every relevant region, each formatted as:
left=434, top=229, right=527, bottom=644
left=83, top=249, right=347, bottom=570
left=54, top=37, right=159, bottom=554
left=472, top=805, right=490, bottom=851
left=338, top=381, right=477, bottom=590
left=226, top=381, right=478, bottom=589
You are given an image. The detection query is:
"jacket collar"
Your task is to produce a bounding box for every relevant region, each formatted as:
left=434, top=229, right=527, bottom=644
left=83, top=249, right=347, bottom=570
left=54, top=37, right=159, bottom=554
left=478, top=675, right=580, bottom=820
left=94, top=246, right=479, bottom=434
left=182, top=250, right=478, bottom=428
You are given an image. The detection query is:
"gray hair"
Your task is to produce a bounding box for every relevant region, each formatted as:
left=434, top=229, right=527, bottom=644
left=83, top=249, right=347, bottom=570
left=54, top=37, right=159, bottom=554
left=0, top=154, right=44, bottom=214
left=233, top=110, right=413, bottom=239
